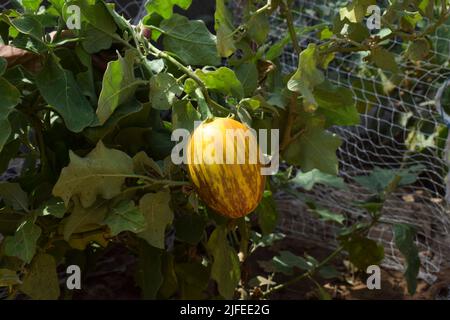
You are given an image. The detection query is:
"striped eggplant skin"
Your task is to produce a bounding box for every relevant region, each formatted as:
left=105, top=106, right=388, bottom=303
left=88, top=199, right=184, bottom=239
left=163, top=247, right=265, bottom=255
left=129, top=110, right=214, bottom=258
left=187, top=117, right=266, bottom=219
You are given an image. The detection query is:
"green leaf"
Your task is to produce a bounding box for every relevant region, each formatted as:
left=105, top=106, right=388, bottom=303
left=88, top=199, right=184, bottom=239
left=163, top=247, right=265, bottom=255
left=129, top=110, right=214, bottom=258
left=174, top=213, right=206, bottom=245
left=0, top=182, right=28, bottom=212
left=393, top=224, right=420, bottom=295
left=20, top=253, right=60, bottom=300
left=172, top=100, right=201, bottom=132
left=104, top=200, right=147, bottom=236
left=10, top=15, right=45, bottom=41
left=149, top=73, right=183, bottom=110
left=256, top=190, right=278, bottom=235
left=314, top=81, right=360, bottom=127
left=215, top=0, right=236, bottom=57
left=318, top=265, right=341, bottom=279
left=75, top=46, right=97, bottom=104
left=63, top=198, right=108, bottom=240
left=207, top=226, right=240, bottom=299
left=133, top=151, right=164, bottom=177
left=290, top=169, right=347, bottom=191
left=138, top=190, right=174, bottom=249
left=272, top=251, right=313, bottom=275
left=406, top=38, right=430, bottom=61
left=81, top=24, right=112, bottom=54
left=70, top=0, right=117, bottom=35
left=251, top=232, right=285, bottom=250
left=53, top=141, right=134, bottom=208
left=418, top=0, right=434, bottom=19
left=235, top=63, right=258, bottom=97
left=17, top=0, right=42, bottom=11
left=145, top=0, right=192, bottom=19
left=84, top=98, right=142, bottom=142
left=340, top=235, right=384, bottom=270
left=247, top=12, right=270, bottom=45
left=347, top=22, right=369, bottom=42
left=310, top=207, right=345, bottom=225
left=175, top=262, right=209, bottom=299
left=3, top=220, right=42, bottom=263
left=161, top=14, right=220, bottom=66
left=370, top=47, right=399, bottom=74
left=195, top=67, right=244, bottom=98
left=353, top=165, right=424, bottom=193
left=97, top=50, right=138, bottom=125
left=283, top=126, right=341, bottom=175
left=38, top=197, right=66, bottom=218
left=0, top=77, right=20, bottom=152
left=287, top=44, right=325, bottom=107
left=135, top=240, right=163, bottom=300
left=339, top=0, right=377, bottom=23
left=36, top=56, right=95, bottom=133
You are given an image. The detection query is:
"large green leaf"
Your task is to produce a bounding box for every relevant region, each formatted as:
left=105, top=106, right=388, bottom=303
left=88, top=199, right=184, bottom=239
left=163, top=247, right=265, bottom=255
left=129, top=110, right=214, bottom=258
left=340, top=234, right=384, bottom=270
left=353, top=165, right=424, bottom=193
left=52, top=141, right=134, bottom=208
left=370, top=47, right=399, bottom=74
left=104, top=200, right=147, bottom=236
left=314, top=81, right=360, bottom=127
left=20, top=253, right=60, bottom=300
left=138, top=190, right=174, bottom=249
left=133, top=151, right=164, bottom=177
left=339, top=0, right=377, bottom=23
left=394, top=224, right=420, bottom=295
left=0, top=77, right=20, bottom=152
left=69, top=0, right=117, bottom=35
left=63, top=198, right=108, bottom=240
left=3, top=220, right=42, bottom=263
left=81, top=24, right=113, bottom=54
left=195, top=67, right=244, bottom=99
left=145, top=0, right=192, bottom=19
left=290, top=169, right=347, bottom=191
left=149, top=73, right=183, bottom=110
left=84, top=98, right=142, bottom=142
left=256, top=190, right=278, bottom=236
left=207, top=226, right=240, bottom=299
left=97, top=50, right=138, bottom=125
left=36, top=56, right=95, bottom=133
left=135, top=240, right=163, bottom=299
left=10, top=14, right=45, bottom=42
left=0, top=182, right=28, bottom=212
left=287, top=44, right=325, bottom=107
left=283, top=126, right=342, bottom=175
left=235, top=62, right=258, bottom=97
left=172, top=100, right=201, bottom=132
left=161, top=14, right=220, bottom=66
left=215, top=0, right=236, bottom=57
left=271, top=250, right=312, bottom=275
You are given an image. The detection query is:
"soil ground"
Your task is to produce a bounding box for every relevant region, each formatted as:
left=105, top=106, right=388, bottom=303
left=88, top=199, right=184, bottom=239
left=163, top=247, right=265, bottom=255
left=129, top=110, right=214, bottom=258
left=63, top=237, right=450, bottom=300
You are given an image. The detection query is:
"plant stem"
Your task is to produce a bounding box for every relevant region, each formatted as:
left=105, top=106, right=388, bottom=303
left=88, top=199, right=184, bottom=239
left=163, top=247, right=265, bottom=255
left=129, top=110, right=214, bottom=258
left=62, top=173, right=190, bottom=187
left=280, top=1, right=301, bottom=55
left=262, top=246, right=344, bottom=297
left=280, top=92, right=299, bottom=151
left=145, top=42, right=219, bottom=110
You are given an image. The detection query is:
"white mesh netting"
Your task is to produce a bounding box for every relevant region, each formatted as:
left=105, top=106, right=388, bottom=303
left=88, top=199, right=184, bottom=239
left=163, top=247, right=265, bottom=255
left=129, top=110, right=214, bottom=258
left=1, top=0, right=450, bottom=284
left=259, top=0, right=450, bottom=284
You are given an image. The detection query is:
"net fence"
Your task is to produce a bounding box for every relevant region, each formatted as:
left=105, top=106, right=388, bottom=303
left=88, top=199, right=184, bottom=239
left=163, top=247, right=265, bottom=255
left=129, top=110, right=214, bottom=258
left=263, top=0, right=450, bottom=284
left=1, top=0, right=450, bottom=284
